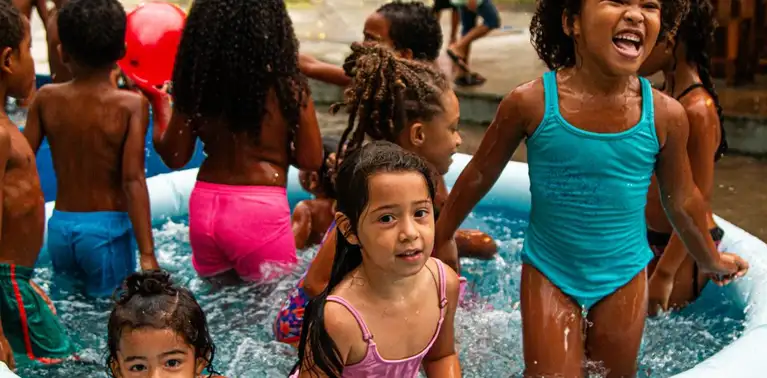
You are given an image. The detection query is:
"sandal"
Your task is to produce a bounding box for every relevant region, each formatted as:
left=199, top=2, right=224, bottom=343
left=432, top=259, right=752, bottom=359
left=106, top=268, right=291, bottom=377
left=454, top=72, right=487, bottom=87
left=447, top=48, right=471, bottom=73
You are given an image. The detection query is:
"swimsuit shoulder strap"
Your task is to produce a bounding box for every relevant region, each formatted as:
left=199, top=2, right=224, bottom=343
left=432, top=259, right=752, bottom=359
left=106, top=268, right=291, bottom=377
left=435, top=259, right=448, bottom=311
left=326, top=295, right=374, bottom=342
left=676, top=83, right=705, bottom=100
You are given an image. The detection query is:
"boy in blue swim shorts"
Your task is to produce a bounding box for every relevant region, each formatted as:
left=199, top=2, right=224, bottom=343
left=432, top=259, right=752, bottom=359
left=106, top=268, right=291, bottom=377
left=0, top=1, right=73, bottom=364
left=23, top=0, right=159, bottom=298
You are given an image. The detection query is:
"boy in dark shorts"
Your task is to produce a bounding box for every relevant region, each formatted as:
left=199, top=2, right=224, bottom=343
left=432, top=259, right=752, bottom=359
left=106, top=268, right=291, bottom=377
left=0, top=2, right=72, bottom=364
left=23, top=0, right=159, bottom=298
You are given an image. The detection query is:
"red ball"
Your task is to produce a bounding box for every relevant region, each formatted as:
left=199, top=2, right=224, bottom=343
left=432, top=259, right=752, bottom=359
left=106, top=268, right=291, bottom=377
left=118, top=2, right=186, bottom=87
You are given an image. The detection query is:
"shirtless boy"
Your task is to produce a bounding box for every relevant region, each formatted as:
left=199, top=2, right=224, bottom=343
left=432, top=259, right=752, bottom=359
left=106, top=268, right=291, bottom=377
left=0, top=2, right=72, bottom=364
left=23, top=0, right=159, bottom=298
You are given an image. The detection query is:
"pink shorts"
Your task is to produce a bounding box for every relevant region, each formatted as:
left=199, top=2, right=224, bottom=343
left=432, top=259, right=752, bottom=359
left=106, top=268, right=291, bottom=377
left=189, top=181, right=297, bottom=281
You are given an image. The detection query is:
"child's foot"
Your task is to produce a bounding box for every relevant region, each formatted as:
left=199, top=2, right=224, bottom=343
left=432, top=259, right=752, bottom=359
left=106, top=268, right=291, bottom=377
left=446, top=46, right=470, bottom=73
left=454, top=72, right=486, bottom=87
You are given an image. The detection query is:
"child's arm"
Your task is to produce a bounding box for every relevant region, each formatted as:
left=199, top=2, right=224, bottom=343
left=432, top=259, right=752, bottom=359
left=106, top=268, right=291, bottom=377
left=297, top=301, right=355, bottom=378
left=139, top=84, right=196, bottom=170
left=434, top=88, right=529, bottom=271
left=124, top=96, right=159, bottom=271
left=299, top=54, right=352, bottom=87
left=292, top=201, right=313, bottom=250
left=293, top=95, right=324, bottom=171
left=649, top=97, right=722, bottom=310
left=654, top=96, right=747, bottom=278
left=35, top=0, right=50, bottom=28
left=21, top=87, right=46, bottom=153
left=422, top=262, right=462, bottom=377
left=304, top=225, right=337, bottom=296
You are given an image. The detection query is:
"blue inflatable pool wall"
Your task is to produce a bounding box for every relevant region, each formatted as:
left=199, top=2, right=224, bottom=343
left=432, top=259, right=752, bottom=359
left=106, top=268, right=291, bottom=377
left=31, top=75, right=767, bottom=378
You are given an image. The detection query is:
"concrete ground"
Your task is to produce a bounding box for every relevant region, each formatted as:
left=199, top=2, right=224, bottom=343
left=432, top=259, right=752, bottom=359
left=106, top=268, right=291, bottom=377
left=28, top=0, right=767, bottom=240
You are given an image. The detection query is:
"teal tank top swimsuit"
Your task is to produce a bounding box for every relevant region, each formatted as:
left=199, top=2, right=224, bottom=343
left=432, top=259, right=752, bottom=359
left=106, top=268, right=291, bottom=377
left=522, top=71, right=660, bottom=310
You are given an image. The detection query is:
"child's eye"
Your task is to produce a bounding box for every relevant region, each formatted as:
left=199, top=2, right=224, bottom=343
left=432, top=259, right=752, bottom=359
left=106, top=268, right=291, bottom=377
left=642, top=1, right=660, bottom=10
left=378, top=214, right=394, bottom=223
left=165, top=359, right=183, bottom=368
left=129, top=364, right=147, bottom=372
left=415, top=209, right=429, bottom=218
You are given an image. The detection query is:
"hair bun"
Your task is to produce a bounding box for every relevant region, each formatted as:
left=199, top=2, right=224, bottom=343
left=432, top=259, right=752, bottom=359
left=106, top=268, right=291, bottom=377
left=116, top=271, right=176, bottom=302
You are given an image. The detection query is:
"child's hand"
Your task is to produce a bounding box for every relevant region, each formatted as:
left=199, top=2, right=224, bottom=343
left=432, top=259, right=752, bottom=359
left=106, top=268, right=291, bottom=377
left=0, top=334, right=14, bottom=371
left=140, top=254, right=161, bottom=271
left=707, top=252, right=749, bottom=286
left=647, top=273, right=674, bottom=316
left=133, top=77, right=171, bottom=102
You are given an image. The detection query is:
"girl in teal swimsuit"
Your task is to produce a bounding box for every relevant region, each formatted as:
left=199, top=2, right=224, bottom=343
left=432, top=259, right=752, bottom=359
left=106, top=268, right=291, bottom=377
left=433, top=0, right=748, bottom=376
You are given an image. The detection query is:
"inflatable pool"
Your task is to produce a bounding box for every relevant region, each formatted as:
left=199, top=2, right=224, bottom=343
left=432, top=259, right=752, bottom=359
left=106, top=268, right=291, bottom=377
left=29, top=76, right=766, bottom=377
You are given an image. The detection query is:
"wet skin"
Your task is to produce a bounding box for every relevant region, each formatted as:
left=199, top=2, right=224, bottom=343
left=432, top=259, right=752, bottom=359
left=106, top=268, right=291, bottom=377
left=152, top=89, right=323, bottom=187
left=640, top=37, right=723, bottom=312
left=433, top=1, right=744, bottom=376
left=23, top=53, right=159, bottom=270
left=0, top=17, right=43, bottom=369
left=292, top=170, right=335, bottom=249
left=299, top=172, right=461, bottom=377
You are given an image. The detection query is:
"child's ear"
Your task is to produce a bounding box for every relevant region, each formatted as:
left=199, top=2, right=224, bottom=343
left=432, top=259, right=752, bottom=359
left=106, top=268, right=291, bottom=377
left=399, top=48, right=414, bottom=60
left=309, top=172, right=320, bottom=191
left=57, top=44, right=69, bottom=65
left=562, top=11, right=581, bottom=38
left=409, top=122, right=426, bottom=147
left=195, top=357, right=207, bottom=375
left=1, top=47, right=13, bottom=75
left=109, top=359, right=122, bottom=378
left=335, top=212, right=359, bottom=245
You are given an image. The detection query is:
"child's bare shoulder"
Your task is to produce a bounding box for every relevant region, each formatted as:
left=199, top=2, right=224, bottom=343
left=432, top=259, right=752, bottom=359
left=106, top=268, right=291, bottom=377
left=497, top=77, right=545, bottom=127
left=652, top=89, right=687, bottom=126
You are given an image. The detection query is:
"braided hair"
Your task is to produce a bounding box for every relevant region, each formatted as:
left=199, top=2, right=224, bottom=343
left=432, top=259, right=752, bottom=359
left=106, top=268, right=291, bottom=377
left=530, top=0, right=690, bottom=70
left=172, top=0, right=308, bottom=142
left=672, top=0, right=728, bottom=160
left=331, top=43, right=449, bottom=163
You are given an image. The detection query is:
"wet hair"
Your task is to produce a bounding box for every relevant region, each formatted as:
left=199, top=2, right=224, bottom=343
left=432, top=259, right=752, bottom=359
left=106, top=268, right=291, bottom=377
left=57, top=0, right=126, bottom=68
left=332, top=43, right=449, bottom=164
left=670, top=0, right=727, bottom=161
left=530, top=0, right=689, bottom=70
left=172, top=0, right=308, bottom=142
left=291, top=141, right=436, bottom=378
left=376, top=1, right=443, bottom=61
left=106, top=271, right=218, bottom=377
left=0, top=1, right=24, bottom=53
left=317, top=136, right=340, bottom=198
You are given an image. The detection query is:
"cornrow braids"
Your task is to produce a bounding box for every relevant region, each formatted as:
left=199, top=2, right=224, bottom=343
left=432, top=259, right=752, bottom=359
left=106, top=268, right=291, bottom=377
left=673, top=0, right=727, bottom=160
left=330, top=43, right=449, bottom=164
left=530, top=0, right=690, bottom=70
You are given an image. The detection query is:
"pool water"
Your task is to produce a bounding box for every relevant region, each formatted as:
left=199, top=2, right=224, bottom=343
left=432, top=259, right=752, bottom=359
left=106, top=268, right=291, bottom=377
left=18, top=210, right=744, bottom=378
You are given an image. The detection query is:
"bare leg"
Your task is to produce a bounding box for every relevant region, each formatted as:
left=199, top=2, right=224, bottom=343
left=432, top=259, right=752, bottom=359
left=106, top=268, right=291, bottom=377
left=449, top=24, right=491, bottom=63
left=586, top=269, right=648, bottom=378
left=449, top=9, right=459, bottom=45
left=521, top=264, right=585, bottom=378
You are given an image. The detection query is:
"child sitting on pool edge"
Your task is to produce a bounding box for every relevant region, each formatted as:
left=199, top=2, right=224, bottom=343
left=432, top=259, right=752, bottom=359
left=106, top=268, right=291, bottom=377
left=292, top=141, right=461, bottom=377
left=0, top=1, right=73, bottom=365
left=107, top=271, right=225, bottom=378
left=433, top=0, right=747, bottom=376
left=23, top=0, right=160, bottom=298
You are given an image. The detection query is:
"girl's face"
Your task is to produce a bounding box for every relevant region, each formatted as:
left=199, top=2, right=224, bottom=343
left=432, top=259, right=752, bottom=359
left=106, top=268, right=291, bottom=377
left=113, top=328, right=206, bottom=378
left=573, top=0, right=662, bottom=76
left=352, top=171, right=435, bottom=277
left=410, top=90, right=462, bottom=175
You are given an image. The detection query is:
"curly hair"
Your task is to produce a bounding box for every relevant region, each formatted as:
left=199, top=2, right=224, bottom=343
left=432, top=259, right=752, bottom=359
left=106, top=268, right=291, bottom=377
left=172, top=0, right=308, bottom=142
left=57, top=0, right=126, bottom=68
left=530, top=0, right=690, bottom=70
left=376, top=1, right=443, bottom=61
left=106, top=271, right=219, bottom=377
left=0, top=0, right=24, bottom=52
left=671, top=0, right=727, bottom=160
left=331, top=43, right=449, bottom=163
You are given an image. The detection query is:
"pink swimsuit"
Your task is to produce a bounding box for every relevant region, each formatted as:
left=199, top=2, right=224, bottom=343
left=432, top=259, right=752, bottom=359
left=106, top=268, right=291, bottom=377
left=189, top=181, right=297, bottom=281
left=292, top=259, right=447, bottom=377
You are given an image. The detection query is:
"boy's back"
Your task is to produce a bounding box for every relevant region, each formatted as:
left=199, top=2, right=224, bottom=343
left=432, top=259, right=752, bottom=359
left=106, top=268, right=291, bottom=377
left=33, top=82, right=145, bottom=212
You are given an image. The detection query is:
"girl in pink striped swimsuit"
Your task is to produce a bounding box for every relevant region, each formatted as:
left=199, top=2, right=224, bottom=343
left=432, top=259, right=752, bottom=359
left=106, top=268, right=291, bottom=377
left=290, top=141, right=461, bottom=378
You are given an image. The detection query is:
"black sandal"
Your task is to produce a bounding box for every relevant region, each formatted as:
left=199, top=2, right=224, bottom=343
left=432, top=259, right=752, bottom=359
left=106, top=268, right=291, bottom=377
left=454, top=72, right=487, bottom=87
left=447, top=48, right=471, bottom=73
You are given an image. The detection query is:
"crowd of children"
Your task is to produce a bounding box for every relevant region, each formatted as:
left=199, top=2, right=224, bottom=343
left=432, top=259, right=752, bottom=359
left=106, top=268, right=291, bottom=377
left=0, top=0, right=752, bottom=377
